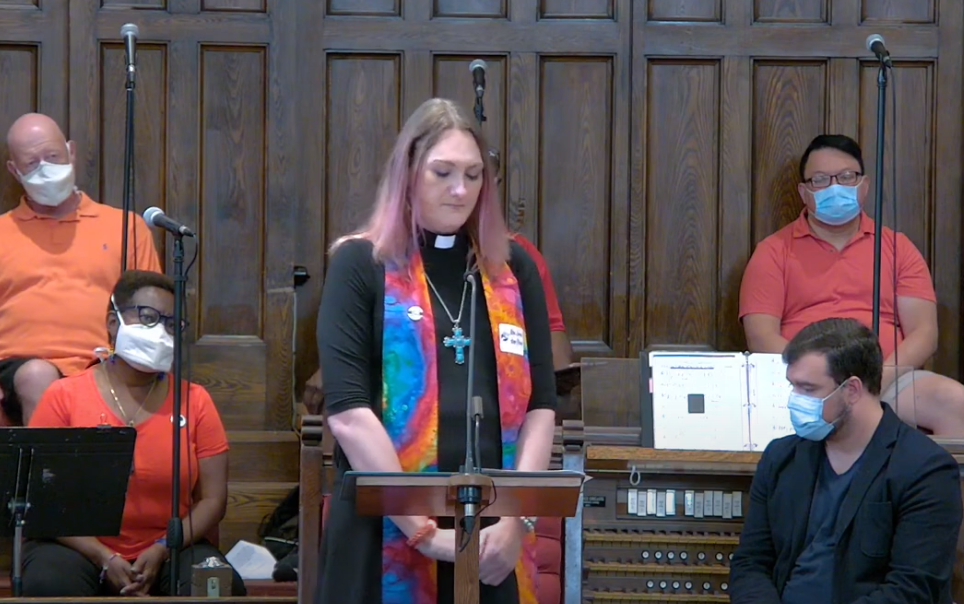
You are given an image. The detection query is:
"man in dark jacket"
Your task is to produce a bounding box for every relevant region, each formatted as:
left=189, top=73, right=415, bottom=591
left=729, top=317, right=962, bottom=604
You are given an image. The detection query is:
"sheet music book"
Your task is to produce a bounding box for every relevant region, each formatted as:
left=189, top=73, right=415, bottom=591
left=648, top=351, right=794, bottom=451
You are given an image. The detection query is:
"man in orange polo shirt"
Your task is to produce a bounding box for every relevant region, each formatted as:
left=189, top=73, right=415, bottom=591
left=0, top=113, right=162, bottom=425
left=739, top=134, right=964, bottom=436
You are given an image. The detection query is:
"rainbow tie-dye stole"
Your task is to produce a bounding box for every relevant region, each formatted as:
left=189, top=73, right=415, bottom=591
left=380, top=252, right=539, bottom=604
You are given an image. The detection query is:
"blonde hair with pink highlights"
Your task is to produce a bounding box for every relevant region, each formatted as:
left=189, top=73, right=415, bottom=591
left=331, top=98, right=510, bottom=274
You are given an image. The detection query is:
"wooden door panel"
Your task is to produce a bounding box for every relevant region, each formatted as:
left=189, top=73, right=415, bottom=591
left=642, top=60, right=720, bottom=348
left=750, top=61, right=827, bottom=243
left=312, top=0, right=634, bottom=361
left=857, top=61, right=934, bottom=260
left=0, top=2, right=68, bottom=214
left=66, top=0, right=299, bottom=429
left=537, top=57, right=616, bottom=355
left=324, top=55, right=401, bottom=242
left=633, top=0, right=962, bottom=377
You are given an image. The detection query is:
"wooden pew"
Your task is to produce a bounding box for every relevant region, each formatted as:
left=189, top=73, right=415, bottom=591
left=298, top=413, right=328, bottom=604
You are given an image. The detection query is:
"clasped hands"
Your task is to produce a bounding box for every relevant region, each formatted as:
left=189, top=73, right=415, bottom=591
left=103, top=543, right=169, bottom=596
left=415, top=518, right=525, bottom=587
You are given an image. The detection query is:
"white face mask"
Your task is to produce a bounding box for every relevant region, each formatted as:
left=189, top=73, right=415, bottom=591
left=18, top=160, right=76, bottom=207
left=113, top=310, right=175, bottom=374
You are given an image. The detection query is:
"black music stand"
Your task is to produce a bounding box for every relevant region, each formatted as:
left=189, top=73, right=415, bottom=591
left=0, top=427, right=136, bottom=597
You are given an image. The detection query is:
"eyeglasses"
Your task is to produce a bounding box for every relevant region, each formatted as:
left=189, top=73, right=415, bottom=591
left=118, top=305, right=187, bottom=334
left=804, top=170, right=863, bottom=190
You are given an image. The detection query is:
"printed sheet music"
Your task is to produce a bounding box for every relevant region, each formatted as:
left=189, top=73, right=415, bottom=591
left=649, top=352, right=750, bottom=451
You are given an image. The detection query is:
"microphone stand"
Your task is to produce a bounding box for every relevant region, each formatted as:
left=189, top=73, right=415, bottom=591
left=120, top=61, right=136, bottom=273
left=458, top=272, right=484, bottom=544
left=871, top=58, right=890, bottom=335
left=166, top=232, right=187, bottom=593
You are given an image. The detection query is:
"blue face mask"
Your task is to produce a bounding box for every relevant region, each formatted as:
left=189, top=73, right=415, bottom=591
left=812, top=184, right=860, bottom=226
left=787, top=381, right=848, bottom=441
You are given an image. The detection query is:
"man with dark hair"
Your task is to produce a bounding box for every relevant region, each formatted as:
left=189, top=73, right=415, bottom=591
left=739, top=133, right=964, bottom=435
left=730, top=317, right=961, bottom=604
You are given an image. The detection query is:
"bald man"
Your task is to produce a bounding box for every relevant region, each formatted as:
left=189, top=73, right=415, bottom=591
left=0, top=113, right=162, bottom=425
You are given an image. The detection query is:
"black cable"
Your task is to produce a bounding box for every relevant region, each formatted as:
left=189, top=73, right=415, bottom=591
left=889, top=66, right=898, bottom=373
left=175, top=236, right=199, bottom=595
left=457, top=483, right=498, bottom=552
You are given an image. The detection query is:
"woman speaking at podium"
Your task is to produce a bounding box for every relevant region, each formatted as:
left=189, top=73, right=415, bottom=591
left=316, top=98, right=557, bottom=604
left=21, top=270, right=243, bottom=597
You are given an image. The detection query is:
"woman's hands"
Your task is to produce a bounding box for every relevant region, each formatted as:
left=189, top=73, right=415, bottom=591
left=478, top=518, right=525, bottom=586
left=102, top=553, right=137, bottom=594
left=119, top=543, right=169, bottom=596
left=409, top=518, right=527, bottom=586
left=415, top=528, right=457, bottom=563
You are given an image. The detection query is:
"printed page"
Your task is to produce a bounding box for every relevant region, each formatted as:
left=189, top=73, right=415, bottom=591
left=648, top=352, right=750, bottom=451
left=747, top=353, right=795, bottom=450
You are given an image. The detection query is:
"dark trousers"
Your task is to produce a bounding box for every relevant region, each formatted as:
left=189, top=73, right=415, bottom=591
left=21, top=539, right=247, bottom=597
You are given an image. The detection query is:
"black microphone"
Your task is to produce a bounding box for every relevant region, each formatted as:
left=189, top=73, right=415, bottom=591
left=459, top=269, right=482, bottom=541
left=469, top=59, right=487, bottom=98
left=866, top=34, right=892, bottom=67
left=144, top=206, right=196, bottom=238
left=121, top=23, right=139, bottom=84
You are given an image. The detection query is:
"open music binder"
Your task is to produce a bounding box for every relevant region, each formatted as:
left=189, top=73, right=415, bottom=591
left=648, top=351, right=794, bottom=452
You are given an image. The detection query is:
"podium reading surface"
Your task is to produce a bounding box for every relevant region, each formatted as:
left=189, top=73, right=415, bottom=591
left=344, top=469, right=585, bottom=604
left=343, top=469, right=584, bottom=517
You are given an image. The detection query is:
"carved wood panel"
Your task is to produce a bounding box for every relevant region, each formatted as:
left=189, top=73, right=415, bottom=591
left=1, top=0, right=962, bottom=420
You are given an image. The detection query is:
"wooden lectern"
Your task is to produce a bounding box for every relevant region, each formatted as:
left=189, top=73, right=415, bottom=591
left=343, top=469, right=585, bottom=604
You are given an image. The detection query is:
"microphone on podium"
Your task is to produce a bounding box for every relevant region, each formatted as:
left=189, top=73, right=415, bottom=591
left=459, top=267, right=483, bottom=540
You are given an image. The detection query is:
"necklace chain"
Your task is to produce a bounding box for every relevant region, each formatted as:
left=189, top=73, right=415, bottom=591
left=103, top=366, right=158, bottom=427
left=424, top=271, right=469, bottom=327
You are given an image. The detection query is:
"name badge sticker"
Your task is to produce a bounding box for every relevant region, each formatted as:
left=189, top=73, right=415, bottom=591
left=498, top=323, right=526, bottom=356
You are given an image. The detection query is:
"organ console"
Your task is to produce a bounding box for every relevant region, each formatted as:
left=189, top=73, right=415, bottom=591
left=581, top=447, right=757, bottom=603
left=580, top=443, right=964, bottom=604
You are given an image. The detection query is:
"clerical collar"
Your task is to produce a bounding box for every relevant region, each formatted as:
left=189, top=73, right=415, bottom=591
left=420, top=229, right=466, bottom=250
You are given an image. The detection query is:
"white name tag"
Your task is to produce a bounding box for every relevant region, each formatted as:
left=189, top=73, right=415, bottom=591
left=498, top=323, right=526, bottom=356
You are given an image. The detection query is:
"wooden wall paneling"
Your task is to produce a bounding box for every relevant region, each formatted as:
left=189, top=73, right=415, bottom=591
left=751, top=61, right=827, bottom=242
left=932, top=0, right=963, bottom=378
left=539, top=57, right=616, bottom=356
left=0, top=1, right=68, bottom=214
left=857, top=61, right=933, bottom=261
left=314, top=0, right=633, bottom=361
left=292, top=2, right=326, bottom=402
left=642, top=59, right=721, bottom=348
left=631, top=0, right=961, bottom=379
left=67, top=0, right=301, bottom=429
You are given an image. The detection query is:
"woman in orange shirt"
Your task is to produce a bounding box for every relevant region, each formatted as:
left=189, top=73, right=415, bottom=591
left=21, top=270, right=244, bottom=597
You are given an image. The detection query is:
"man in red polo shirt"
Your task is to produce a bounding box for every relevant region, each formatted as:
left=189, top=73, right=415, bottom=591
left=739, top=134, right=964, bottom=436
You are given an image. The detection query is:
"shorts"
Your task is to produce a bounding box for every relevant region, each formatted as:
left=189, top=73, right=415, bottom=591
left=0, top=357, right=34, bottom=426
left=880, top=369, right=936, bottom=407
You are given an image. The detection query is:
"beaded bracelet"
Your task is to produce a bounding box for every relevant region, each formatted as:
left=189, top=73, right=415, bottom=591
left=99, top=553, right=121, bottom=583
left=407, top=519, right=438, bottom=548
